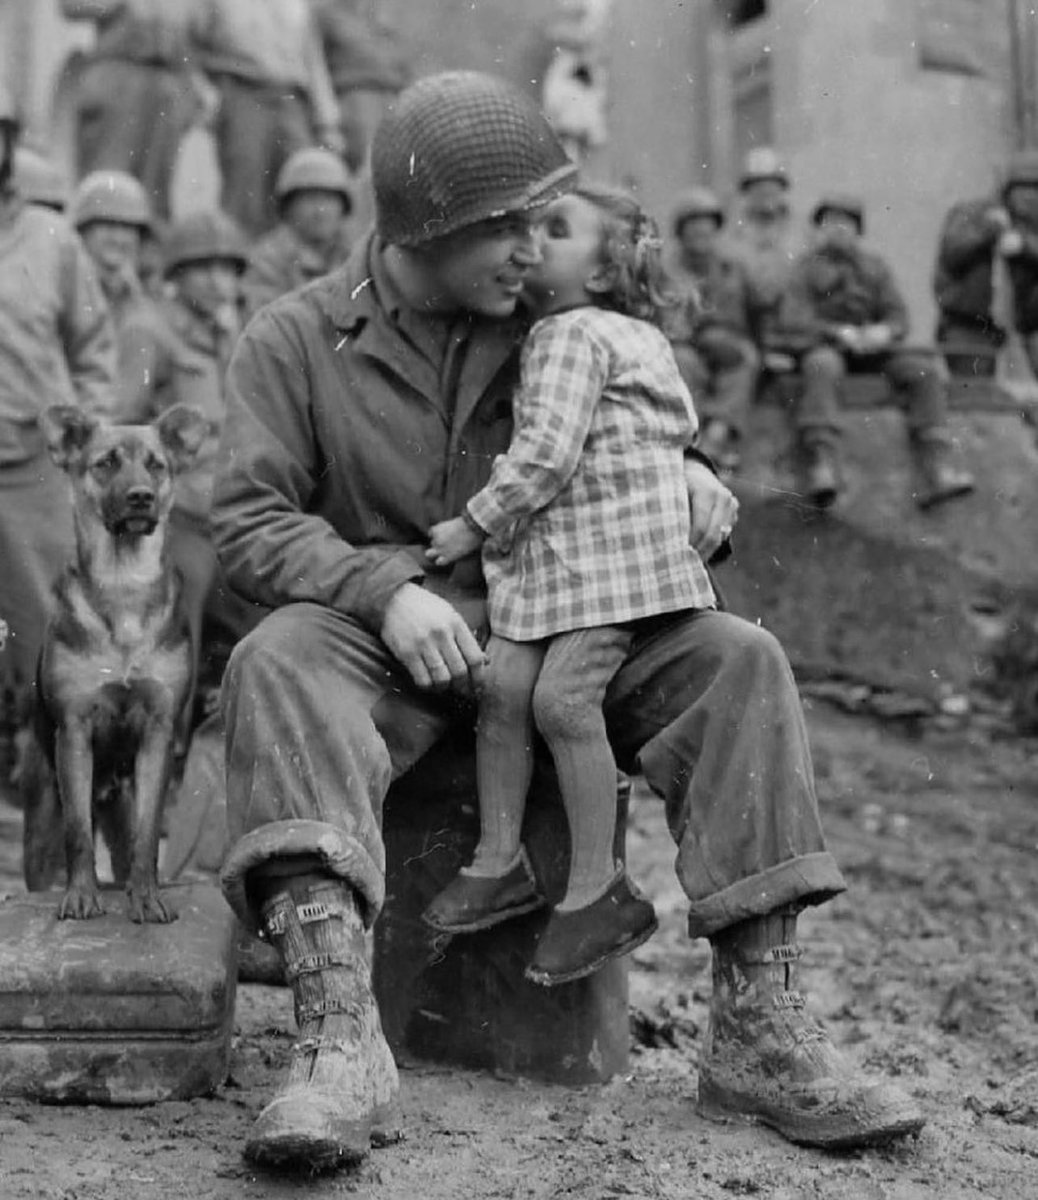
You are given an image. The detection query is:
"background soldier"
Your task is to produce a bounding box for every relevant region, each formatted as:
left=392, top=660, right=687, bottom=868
left=666, top=185, right=763, bottom=475
left=776, top=195, right=975, bottom=510
left=242, top=146, right=355, bottom=317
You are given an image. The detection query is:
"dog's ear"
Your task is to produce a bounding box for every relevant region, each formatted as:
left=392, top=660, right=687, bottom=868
left=41, top=406, right=99, bottom=470
left=154, top=405, right=209, bottom=473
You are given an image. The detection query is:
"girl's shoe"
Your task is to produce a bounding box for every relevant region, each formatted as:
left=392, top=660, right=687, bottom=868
left=525, top=870, right=657, bottom=987
left=422, top=848, right=547, bottom=933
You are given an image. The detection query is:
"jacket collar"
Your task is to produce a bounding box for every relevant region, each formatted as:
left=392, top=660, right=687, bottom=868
left=318, top=230, right=527, bottom=432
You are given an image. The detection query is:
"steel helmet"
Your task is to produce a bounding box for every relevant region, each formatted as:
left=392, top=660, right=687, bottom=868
left=163, top=210, right=248, bottom=276
left=372, top=70, right=578, bottom=246
left=738, top=146, right=790, bottom=192
left=71, top=170, right=152, bottom=232
left=274, top=147, right=354, bottom=213
left=13, top=147, right=69, bottom=211
left=671, top=186, right=726, bottom=235
left=811, top=193, right=865, bottom=235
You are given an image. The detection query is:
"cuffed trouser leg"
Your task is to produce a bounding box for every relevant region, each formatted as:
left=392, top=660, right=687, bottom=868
left=603, top=610, right=846, bottom=939
left=705, top=337, right=761, bottom=439
left=219, top=603, right=457, bottom=931
left=795, top=346, right=845, bottom=445
left=882, top=349, right=950, bottom=440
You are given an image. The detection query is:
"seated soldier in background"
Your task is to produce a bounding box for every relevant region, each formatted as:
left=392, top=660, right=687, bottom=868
left=934, top=148, right=1038, bottom=378
left=117, top=210, right=259, bottom=727
left=71, top=170, right=155, bottom=334
left=774, top=195, right=975, bottom=510
left=728, top=147, right=800, bottom=334
left=242, top=146, right=354, bottom=318
left=666, top=186, right=763, bottom=474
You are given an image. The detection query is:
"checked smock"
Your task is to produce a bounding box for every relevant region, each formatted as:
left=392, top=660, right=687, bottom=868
left=469, top=308, right=716, bottom=641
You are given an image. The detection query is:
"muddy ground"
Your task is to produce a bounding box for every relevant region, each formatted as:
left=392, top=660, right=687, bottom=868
left=0, top=699, right=1036, bottom=1200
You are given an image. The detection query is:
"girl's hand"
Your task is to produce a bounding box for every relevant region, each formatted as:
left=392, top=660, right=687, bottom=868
left=427, top=517, right=484, bottom=566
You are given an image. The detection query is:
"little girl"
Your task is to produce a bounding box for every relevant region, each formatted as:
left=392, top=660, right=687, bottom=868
left=422, top=183, right=717, bottom=986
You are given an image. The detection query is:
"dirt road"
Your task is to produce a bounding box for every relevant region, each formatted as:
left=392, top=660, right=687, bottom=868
left=1, top=700, right=1036, bottom=1200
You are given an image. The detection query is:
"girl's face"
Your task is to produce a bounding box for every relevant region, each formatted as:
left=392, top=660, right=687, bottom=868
left=524, top=193, right=605, bottom=316
left=417, top=213, right=543, bottom=318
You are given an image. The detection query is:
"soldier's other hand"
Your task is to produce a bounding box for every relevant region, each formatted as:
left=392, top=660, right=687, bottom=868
left=999, top=229, right=1025, bottom=258
left=381, top=582, right=486, bottom=693
left=860, top=323, right=894, bottom=352
left=685, top=457, right=738, bottom=561
left=985, top=206, right=1012, bottom=235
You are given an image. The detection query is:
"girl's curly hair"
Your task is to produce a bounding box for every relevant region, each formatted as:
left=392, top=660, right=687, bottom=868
left=574, top=182, right=680, bottom=326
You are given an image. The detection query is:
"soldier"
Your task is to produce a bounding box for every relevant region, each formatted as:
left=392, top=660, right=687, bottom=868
left=210, top=70, right=923, bottom=1172
left=666, top=186, right=763, bottom=474
left=71, top=170, right=154, bottom=332
left=307, top=0, right=413, bottom=173
left=934, top=148, right=1038, bottom=378
left=58, top=0, right=203, bottom=219
left=775, top=194, right=975, bottom=510
left=117, top=210, right=256, bottom=703
left=729, top=146, right=799, bottom=324
left=242, top=146, right=354, bottom=317
left=0, top=85, right=116, bottom=745
left=191, top=0, right=345, bottom=237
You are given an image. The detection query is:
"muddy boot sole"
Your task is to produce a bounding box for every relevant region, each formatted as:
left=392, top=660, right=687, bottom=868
left=245, top=1086, right=372, bottom=1170
left=697, top=1072, right=926, bottom=1150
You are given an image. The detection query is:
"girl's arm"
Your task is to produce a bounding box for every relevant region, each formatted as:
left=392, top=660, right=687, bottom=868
left=465, top=319, right=607, bottom=539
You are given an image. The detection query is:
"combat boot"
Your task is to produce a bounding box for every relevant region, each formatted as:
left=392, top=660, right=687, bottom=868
left=697, top=908, right=925, bottom=1149
left=245, top=875, right=400, bottom=1170
left=796, top=437, right=841, bottom=508
left=910, top=433, right=975, bottom=510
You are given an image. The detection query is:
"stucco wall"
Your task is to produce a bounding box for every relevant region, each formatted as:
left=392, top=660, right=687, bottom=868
left=764, top=0, right=1011, bottom=340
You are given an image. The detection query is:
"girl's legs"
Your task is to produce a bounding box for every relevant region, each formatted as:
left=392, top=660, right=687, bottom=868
left=466, top=635, right=547, bottom=876
left=532, top=626, right=634, bottom=909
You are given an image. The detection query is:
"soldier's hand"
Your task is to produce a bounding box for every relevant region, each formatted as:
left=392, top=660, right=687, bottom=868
left=685, top=457, right=738, bottom=561
left=381, top=582, right=486, bottom=693
left=999, top=229, right=1025, bottom=258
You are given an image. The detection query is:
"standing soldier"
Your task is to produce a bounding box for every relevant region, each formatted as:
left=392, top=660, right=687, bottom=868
left=190, top=0, right=345, bottom=237
left=117, top=210, right=255, bottom=701
left=242, top=147, right=354, bottom=317
left=307, top=0, right=413, bottom=173
left=0, top=85, right=115, bottom=764
left=70, top=169, right=154, bottom=333
left=934, top=149, right=1038, bottom=378
left=58, top=0, right=203, bottom=219
left=666, top=186, right=762, bottom=475
left=774, top=195, right=975, bottom=510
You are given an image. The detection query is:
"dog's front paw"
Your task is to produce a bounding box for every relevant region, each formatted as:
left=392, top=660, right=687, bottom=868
left=58, top=885, right=106, bottom=920
left=126, top=885, right=178, bottom=924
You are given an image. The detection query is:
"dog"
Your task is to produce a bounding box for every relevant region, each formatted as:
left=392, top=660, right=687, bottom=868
left=21, top=403, right=207, bottom=923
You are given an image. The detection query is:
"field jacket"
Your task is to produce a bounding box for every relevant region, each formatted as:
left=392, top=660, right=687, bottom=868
left=210, top=231, right=526, bottom=633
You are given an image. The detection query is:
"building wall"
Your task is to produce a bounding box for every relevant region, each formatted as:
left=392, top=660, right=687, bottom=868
left=721, top=0, right=1012, bottom=338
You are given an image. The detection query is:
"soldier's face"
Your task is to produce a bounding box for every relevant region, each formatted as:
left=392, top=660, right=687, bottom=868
left=285, top=189, right=347, bottom=249
left=175, top=260, right=241, bottom=318
left=419, top=213, right=544, bottom=318
left=80, top=221, right=142, bottom=278
left=679, top=215, right=722, bottom=257
left=1007, top=184, right=1038, bottom=227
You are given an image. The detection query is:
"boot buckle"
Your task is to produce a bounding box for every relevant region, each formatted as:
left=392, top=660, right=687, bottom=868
left=292, top=1035, right=356, bottom=1058
left=297, top=997, right=362, bottom=1023
left=285, top=950, right=355, bottom=981
left=762, top=943, right=802, bottom=965
left=773, top=989, right=805, bottom=1010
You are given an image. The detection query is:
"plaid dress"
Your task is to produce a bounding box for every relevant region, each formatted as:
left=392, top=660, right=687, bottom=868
left=469, top=308, right=716, bottom=641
